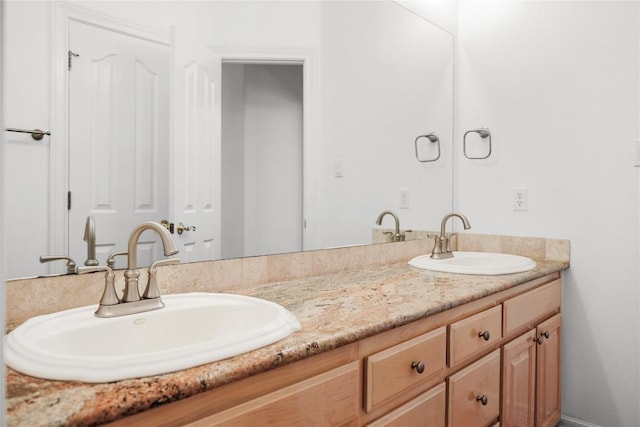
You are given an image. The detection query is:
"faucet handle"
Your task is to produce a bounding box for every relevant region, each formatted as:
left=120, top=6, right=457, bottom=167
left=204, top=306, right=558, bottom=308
left=77, top=265, right=120, bottom=307
left=106, top=250, right=128, bottom=269
left=39, top=255, right=77, bottom=274
left=397, top=230, right=413, bottom=242
left=445, top=233, right=458, bottom=252
left=143, top=258, right=180, bottom=299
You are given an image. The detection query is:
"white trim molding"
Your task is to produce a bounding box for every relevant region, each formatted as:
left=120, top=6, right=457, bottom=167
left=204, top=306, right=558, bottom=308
left=559, top=415, right=604, bottom=427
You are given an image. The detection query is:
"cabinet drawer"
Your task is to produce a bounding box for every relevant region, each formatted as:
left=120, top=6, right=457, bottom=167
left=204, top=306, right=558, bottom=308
left=365, top=327, right=447, bottom=413
left=449, top=305, right=502, bottom=368
left=192, top=362, right=359, bottom=426
left=503, top=280, right=561, bottom=336
left=448, top=349, right=501, bottom=427
left=367, top=382, right=446, bottom=427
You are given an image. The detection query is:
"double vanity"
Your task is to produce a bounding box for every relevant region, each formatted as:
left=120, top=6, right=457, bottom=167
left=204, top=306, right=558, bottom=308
left=4, top=232, right=569, bottom=426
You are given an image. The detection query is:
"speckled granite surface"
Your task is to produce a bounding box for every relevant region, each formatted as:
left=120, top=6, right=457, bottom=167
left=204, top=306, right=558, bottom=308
left=5, top=258, right=568, bottom=427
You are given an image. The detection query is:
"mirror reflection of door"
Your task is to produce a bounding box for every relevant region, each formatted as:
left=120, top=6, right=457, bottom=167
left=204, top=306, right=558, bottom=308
left=68, top=20, right=170, bottom=269
left=221, top=63, right=303, bottom=259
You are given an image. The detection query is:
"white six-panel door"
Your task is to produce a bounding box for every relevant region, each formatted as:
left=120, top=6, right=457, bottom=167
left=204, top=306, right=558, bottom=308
left=68, top=20, right=170, bottom=269
left=169, top=28, right=221, bottom=263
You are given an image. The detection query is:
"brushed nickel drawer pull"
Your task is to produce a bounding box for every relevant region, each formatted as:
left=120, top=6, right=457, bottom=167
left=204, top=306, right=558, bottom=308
left=478, top=330, right=491, bottom=341
left=411, top=361, right=425, bottom=374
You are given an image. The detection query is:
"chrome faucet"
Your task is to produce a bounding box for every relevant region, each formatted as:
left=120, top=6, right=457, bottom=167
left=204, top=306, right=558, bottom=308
left=123, top=221, right=179, bottom=303
left=83, top=216, right=99, bottom=266
left=430, top=212, right=471, bottom=259
left=375, top=210, right=405, bottom=242
left=78, top=221, right=180, bottom=318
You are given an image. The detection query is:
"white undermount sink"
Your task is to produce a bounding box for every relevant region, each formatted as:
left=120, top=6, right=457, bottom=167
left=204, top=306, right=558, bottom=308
left=409, top=251, right=537, bottom=275
left=4, top=293, right=301, bottom=383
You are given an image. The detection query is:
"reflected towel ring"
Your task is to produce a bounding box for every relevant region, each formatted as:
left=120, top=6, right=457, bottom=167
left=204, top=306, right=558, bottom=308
left=463, top=128, right=491, bottom=159
left=415, top=133, right=440, bottom=163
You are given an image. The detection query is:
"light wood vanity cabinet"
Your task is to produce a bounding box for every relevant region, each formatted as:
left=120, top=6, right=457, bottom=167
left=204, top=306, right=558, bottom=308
left=448, top=349, right=501, bottom=427
left=502, top=329, right=537, bottom=426
left=192, top=362, right=360, bottom=426
left=535, top=313, right=562, bottom=427
left=367, top=383, right=446, bottom=427
left=364, top=327, right=447, bottom=413
left=501, top=280, right=563, bottom=427
left=362, top=276, right=561, bottom=427
left=449, top=305, right=502, bottom=369
left=109, top=273, right=562, bottom=427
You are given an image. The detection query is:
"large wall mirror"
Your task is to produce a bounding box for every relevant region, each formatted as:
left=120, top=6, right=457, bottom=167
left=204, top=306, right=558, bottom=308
left=2, top=0, right=454, bottom=280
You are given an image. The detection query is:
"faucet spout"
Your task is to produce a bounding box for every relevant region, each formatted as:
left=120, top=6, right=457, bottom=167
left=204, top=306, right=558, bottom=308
left=123, top=221, right=179, bottom=302
left=439, top=212, right=471, bottom=238
left=83, top=216, right=99, bottom=266
left=376, top=210, right=402, bottom=241
left=431, top=212, right=471, bottom=259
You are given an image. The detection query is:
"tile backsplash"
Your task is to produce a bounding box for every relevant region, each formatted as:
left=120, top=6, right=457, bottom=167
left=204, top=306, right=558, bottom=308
left=4, top=233, right=569, bottom=329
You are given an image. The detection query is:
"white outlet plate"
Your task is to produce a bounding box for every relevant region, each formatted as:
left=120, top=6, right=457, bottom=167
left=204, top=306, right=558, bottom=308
left=399, top=188, right=410, bottom=209
left=513, top=188, right=528, bottom=211
left=333, top=159, right=344, bottom=178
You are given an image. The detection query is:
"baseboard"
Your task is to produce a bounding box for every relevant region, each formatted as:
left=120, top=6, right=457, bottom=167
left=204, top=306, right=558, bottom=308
left=559, top=415, right=603, bottom=427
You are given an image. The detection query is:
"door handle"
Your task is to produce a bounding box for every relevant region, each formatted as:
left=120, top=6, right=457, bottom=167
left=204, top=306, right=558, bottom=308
left=176, top=223, right=196, bottom=235
left=161, top=220, right=174, bottom=234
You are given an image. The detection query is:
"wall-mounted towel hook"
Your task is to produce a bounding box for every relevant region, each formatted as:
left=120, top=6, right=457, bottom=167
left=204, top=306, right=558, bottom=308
left=463, top=128, right=491, bottom=159
left=415, top=132, right=440, bottom=163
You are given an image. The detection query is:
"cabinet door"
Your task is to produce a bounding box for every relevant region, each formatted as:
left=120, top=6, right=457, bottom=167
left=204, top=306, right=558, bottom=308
left=536, top=314, right=561, bottom=427
left=502, top=329, right=536, bottom=427
left=367, top=383, right=446, bottom=427
left=448, top=349, right=501, bottom=427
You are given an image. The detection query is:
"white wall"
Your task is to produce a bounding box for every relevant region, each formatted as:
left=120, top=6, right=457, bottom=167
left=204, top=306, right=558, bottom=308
left=397, top=0, right=459, bottom=35
left=2, top=1, right=54, bottom=278
left=457, top=1, right=639, bottom=426
left=221, top=63, right=246, bottom=259
left=319, top=1, right=455, bottom=248
left=243, top=64, right=303, bottom=257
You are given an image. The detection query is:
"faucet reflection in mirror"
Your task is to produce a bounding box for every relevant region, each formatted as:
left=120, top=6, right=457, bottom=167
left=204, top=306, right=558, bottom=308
left=78, top=221, right=180, bottom=318
left=83, top=216, right=99, bottom=267
left=375, top=210, right=412, bottom=242
left=430, top=212, right=471, bottom=260
left=39, top=215, right=99, bottom=273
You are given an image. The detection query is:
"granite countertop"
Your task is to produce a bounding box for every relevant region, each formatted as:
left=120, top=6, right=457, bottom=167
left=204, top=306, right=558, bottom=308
left=5, top=258, right=569, bottom=427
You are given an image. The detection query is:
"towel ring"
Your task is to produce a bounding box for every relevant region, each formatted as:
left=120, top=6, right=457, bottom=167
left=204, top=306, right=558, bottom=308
left=463, top=128, right=491, bottom=159
left=415, top=133, right=440, bottom=163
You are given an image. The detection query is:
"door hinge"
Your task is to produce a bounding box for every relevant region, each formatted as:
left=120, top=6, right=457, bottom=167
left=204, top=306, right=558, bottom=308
left=67, top=191, right=72, bottom=210
left=68, top=50, right=79, bottom=71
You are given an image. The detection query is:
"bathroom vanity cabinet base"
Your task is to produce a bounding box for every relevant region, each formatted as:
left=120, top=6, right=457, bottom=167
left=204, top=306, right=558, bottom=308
left=107, top=273, right=562, bottom=427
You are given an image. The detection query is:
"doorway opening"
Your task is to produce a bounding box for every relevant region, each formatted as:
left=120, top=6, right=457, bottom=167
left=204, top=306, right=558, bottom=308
left=221, top=62, right=304, bottom=259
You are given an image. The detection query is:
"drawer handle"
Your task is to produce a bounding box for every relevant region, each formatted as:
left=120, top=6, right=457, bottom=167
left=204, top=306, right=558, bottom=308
left=411, top=361, right=425, bottom=374
left=476, top=394, right=489, bottom=406
left=478, top=330, right=491, bottom=341
left=536, top=330, right=550, bottom=345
